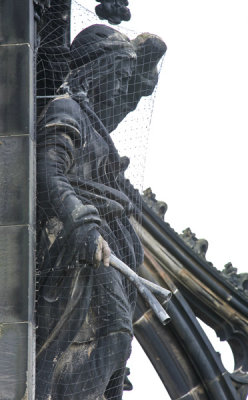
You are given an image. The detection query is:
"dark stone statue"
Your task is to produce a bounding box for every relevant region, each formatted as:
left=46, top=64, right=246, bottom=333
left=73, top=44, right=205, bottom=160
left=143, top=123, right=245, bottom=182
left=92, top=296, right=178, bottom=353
left=36, top=24, right=166, bottom=399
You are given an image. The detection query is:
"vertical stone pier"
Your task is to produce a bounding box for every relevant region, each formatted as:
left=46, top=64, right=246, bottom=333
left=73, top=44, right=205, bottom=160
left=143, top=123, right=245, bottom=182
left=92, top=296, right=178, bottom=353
left=0, top=1, right=35, bottom=399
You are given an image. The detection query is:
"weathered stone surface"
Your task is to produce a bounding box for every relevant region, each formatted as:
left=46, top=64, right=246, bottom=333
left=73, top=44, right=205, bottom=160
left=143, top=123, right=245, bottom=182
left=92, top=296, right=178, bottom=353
left=0, top=322, right=28, bottom=399
left=0, top=136, right=29, bottom=225
left=0, top=44, right=33, bottom=136
left=0, top=1, right=33, bottom=45
left=221, top=262, right=248, bottom=297
left=0, top=226, right=31, bottom=323
left=132, top=207, right=248, bottom=400
left=180, top=227, right=208, bottom=259
left=0, top=1, right=35, bottom=399
left=142, top=187, right=167, bottom=220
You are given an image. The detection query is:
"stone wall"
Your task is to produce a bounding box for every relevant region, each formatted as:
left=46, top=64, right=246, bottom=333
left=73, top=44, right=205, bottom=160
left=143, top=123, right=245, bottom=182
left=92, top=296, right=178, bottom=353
left=0, top=1, right=35, bottom=398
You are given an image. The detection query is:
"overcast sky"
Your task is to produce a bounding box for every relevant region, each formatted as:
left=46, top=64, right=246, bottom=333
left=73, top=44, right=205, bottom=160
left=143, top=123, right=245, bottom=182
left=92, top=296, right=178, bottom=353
left=72, top=1, right=248, bottom=398
left=129, top=0, right=248, bottom=276
left=127, top=3, right=248, bottom=398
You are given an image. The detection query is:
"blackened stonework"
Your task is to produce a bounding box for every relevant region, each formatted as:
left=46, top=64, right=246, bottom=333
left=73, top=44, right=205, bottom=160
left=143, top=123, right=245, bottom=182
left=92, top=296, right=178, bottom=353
left=0, top=45, right=33, bottom=136
left=180, top=227, right=208, bottom=259
left=142, top=187, right=168, bottom=220
left=95, top=0, right=131, bottom=24
left=34, top=0, right=51, bottom=21
left=0, top=226, right=30, bottom=323
left=221, top=262, right=248, bottom=297
left=0, top=136, right=29, bottom=225
left=0, top=0, right=35, bottom=398
left=0, top=323, right=29, bottom=399
left=0, top=0, right=33, bottom=46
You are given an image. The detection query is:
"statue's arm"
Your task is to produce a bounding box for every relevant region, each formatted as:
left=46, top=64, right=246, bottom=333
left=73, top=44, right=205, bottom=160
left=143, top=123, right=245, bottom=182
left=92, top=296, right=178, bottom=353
left=37, top=124, right=89, bottom=224
left=37, top=109, right=110, bottom=267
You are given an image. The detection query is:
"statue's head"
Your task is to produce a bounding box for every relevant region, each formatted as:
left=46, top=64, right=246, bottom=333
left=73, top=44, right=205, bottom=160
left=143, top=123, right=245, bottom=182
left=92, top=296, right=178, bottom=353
left=64, top=24, right=136, bottom=126
left=62, top=24, right=166, bottom=131
left=108, top=32, right=167, bottom=132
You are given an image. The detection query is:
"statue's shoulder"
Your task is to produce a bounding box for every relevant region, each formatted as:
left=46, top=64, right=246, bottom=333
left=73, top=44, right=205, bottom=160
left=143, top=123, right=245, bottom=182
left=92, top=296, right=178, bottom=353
left=37, top=95, right=89, bottom=146
left=44, top=95, right=82, bottom=123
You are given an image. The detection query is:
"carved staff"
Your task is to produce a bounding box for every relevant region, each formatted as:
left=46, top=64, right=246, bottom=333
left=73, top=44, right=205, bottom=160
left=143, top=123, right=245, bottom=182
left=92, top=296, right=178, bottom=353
left=110, top=254, right=171, bottom=325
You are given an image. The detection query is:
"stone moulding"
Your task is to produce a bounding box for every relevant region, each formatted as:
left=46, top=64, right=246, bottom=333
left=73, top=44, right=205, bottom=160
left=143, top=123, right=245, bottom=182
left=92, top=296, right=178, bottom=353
left=120, top=178, right=248, bottom=400
left=134, top=196, right=248, bottom=400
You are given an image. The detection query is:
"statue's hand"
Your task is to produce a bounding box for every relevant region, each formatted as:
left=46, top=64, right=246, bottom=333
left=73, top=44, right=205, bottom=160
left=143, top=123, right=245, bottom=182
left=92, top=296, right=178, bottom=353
left=94, top=235, right=111, bottom=268
left=46, top=205, right=111, bottom=270
left=75, top=226, right=110, bottom=268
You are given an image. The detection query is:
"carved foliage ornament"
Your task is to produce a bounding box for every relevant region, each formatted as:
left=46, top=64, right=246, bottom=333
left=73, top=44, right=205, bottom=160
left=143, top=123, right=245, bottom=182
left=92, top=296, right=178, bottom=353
left=180, top=227, right=208, bottom=259
left=95, top=0, right=131, bottom=25
left=142, top=188, right=168, bottom=220
left=221, top=262, right=248, bottom=297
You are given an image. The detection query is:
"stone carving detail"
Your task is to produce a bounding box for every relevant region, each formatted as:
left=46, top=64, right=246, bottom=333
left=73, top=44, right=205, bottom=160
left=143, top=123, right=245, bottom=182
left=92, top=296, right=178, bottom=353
left=142, top=187, right=168, bottom=220
left=35, top=0, right=131, bottom=25
left=34, top=0, right=51, bottom=21
left=180, top=227, right=208, bottom=259
left=221, top=262, right=248, bottom=297
left=180, top=229, right=248, bottom=298
left=95, top=0, right=131, bottom=24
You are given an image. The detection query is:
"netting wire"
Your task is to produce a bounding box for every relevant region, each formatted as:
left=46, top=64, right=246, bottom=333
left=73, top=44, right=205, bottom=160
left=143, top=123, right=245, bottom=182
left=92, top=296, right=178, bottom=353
left=36, top=2, right=166, bottom=399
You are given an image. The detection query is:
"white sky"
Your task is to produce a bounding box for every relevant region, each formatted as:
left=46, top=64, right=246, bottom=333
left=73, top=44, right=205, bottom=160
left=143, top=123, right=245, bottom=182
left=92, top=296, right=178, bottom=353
left=72, top=1, right=248, bottom=398
left=130, top=0, right=248, bottom=276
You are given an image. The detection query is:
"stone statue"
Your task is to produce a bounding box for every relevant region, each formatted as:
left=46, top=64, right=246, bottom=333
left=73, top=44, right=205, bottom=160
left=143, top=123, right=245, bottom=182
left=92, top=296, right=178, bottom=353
left=36, top=24, right=166, bottom=400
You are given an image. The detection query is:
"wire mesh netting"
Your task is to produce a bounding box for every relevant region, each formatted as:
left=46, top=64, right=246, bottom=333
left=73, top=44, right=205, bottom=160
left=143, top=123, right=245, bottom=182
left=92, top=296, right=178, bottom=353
left=36, top=2, right=166, bottom=399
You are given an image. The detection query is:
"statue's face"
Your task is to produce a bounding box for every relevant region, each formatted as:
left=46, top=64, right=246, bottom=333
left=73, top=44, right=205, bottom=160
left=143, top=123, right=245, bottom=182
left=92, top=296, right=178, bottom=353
left=89, top=57, right=134, bottom=125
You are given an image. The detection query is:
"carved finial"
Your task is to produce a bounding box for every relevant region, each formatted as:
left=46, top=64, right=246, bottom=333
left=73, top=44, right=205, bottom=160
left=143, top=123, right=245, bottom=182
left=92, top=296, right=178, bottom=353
left=221, top=262, right=248, bottom=296
left=222, top=262, right=238, bottom=276
left=180, top=227, right=208, bottom=259
left=95, top=0, right=131, bottom=25
left=142, top=188, right=167, bottom=220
